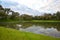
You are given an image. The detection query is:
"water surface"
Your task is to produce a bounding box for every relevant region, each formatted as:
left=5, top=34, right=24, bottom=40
left=0, top=22, right=60, bottom=38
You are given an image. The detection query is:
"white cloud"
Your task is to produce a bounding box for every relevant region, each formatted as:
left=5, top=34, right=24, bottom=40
left=1, top=0, right=60, bottom=13
left=1, top=0, right=53, bottom=10
left=39, top=0, right=60, bottom=13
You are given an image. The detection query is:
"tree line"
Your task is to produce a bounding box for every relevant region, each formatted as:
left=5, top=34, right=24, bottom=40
left=0, top=5, right=19, bottom=21
left=0, top=5, right=60, bottom=21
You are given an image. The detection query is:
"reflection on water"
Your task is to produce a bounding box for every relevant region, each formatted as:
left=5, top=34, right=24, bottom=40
left=0, top=22, right=60, bottom=37
left=20, top=25, right=60, bottom=38
left=19, top=22, right=60, bottom=31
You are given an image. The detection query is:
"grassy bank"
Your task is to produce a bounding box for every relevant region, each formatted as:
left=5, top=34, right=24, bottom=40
left=21, top=20, right=60, bottom=23
left=0, top=20, right=60, bottom=23
left=0, top=20, right=20, bottom=23
left=0, top=27, right=60, bottom=40
left=31, top=20, right=60, bottom=22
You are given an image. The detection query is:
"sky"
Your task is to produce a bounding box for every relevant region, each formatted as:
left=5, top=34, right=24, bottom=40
left=0, top=0, right=60, bottom=15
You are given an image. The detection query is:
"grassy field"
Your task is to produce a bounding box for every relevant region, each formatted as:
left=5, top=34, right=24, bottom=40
left=0, top=27, right=60, bottom=40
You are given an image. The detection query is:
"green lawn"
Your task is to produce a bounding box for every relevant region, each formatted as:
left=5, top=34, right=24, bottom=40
left=19, top=20, right=60, bottom=22
left=0, top=27, right=60, bottom=40
left=31, top=20, right=60, bottom=22
left=0, top=20, right=60, bottom=23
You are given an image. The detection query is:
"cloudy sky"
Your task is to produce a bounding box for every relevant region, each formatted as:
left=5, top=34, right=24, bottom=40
left=0, top=0, right=60, bottom=15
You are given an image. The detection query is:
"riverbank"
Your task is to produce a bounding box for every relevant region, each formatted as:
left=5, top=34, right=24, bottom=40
left=0, top=20, right=60, bottom=23
left=0, top=27, right=60, bottom=40
left=21, top=20, right=60, bottom=23
left=31, top=20, right=60, bottom=22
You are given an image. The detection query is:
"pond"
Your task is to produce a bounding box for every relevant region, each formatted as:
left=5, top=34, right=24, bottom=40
left=0, top=22, right=60, bottom=38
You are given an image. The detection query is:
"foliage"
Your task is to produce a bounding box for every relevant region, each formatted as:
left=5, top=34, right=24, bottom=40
left=0, top=5, right=60, bottom=21
left=0, top=5, right=20, bottom=21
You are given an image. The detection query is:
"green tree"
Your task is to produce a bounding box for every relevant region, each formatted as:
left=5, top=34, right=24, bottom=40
left=10, top=11, right=20, bottom=20
left=20, top=14, right=33, bottom=20
left=56, top=11, right=60, bottom=20
left=0, top=5, right=4, bottom=10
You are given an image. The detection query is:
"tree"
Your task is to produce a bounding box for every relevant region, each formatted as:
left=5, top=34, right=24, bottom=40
left=0, top=10, right=7, bottom=20
left=0, top=5, right=4, bottom=10
left=20, top=14, right=33, bottom=20
left=0, top=5, right=7, bottom=20
left=10, top=12, right=20, bottom=20
left=4, top=8, right=10, bottom=14
left=56, top=11, right=60, bottom=20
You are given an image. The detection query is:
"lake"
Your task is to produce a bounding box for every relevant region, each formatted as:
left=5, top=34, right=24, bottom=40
left=0, top=22, right=60, bottom=38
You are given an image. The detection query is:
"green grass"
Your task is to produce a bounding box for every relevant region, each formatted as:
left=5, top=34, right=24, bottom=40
left=0, top=20, right=60, bottom=23
left=0, top=20, right=20, bottom=23
left=0, top=27, right=60, bottom=40
left=30, top=20, right=60, bottom=22
left=19, top=20, right=60, bottom=23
